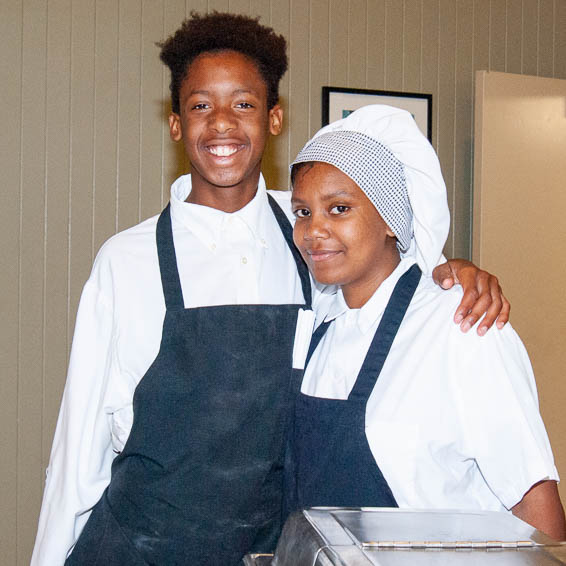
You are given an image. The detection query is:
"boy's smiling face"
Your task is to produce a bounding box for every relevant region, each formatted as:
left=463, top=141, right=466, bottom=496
left=169, top=50, right=282, bottom=210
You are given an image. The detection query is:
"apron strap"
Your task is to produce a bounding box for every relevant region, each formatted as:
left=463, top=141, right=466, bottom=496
left=156, top=196, right=312, bottom=310
left=267, top=194, right=312, bottom=309
left=305, top=321, right=331, bottom=367
left=156, top=204, right=184, bottom=310
left=350, top=263, right=422, bottom=402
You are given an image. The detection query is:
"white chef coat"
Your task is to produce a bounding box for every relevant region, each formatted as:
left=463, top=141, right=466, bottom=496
left=301, top=257, right=559, bottom=513
left=31, top=174, right=316, bottom=566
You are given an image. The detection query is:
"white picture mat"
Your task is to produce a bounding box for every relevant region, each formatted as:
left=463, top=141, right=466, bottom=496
left=327, top=92, right=430, bottom=140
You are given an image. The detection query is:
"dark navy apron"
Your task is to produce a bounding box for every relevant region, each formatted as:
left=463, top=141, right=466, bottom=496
left=285, top=263, right=421, bottom=511
left=66, top=195, right=311, bottom=566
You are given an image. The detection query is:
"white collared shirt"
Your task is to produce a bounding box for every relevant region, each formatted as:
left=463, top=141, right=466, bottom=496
left=31, top=174, right=316, bottom=566
left=168, top=175, right=303, bottom=306
left=302, top=257, right=558, bottom=513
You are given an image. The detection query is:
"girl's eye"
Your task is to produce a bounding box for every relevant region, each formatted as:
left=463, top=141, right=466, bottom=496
left=293, top=208, right=310, bottom=219
left=330, top=205, right=349, bottom=214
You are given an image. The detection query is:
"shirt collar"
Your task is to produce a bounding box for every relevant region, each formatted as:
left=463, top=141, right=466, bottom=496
left=323, top=257, right=418, bottom=335
left=169, top=173, right=271, bottom=248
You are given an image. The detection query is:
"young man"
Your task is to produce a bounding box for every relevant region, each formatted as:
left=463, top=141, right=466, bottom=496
left=287, top=104, right=565, bottom=541
left=31, top=12, right=508, bottom=566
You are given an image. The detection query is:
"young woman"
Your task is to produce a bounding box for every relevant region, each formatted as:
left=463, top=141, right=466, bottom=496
left=286, top=105, right=566, bottom=541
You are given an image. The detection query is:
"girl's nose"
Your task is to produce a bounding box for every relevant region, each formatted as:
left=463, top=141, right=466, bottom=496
left=303, top=213, right=330, bottom=240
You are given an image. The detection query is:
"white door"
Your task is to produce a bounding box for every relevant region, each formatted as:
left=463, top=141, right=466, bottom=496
left=473, top=70, right=566, bottom=503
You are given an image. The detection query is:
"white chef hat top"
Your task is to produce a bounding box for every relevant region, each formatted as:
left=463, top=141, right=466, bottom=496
left=291, top=104, right=449, bottom=275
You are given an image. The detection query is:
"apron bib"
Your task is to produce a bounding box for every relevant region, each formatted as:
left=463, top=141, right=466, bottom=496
left=286, top=264, right=421, bottom=510
left=67, top=196, right=311, bottom=566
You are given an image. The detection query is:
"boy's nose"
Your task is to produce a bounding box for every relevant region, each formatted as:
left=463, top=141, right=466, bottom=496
left=209, top=107, right=237, bottom=133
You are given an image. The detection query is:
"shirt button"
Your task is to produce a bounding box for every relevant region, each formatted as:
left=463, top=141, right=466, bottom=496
left=241, top=257, right=248, bottom=264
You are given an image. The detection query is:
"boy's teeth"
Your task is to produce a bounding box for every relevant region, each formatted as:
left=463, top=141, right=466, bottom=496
left=209, top=145, right=238, bottom=156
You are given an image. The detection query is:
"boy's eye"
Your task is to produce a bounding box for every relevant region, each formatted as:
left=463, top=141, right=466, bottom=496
left=293, top=208, right=310, bottom=218
left=330, top=205, right=349, bottom=214
left=192, top=103, right=210, bottom=110
left=236, top=102, right=254, bottom=109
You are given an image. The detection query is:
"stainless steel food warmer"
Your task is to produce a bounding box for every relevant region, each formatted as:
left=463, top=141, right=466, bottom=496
left=244, top=508, right=566, bottom=565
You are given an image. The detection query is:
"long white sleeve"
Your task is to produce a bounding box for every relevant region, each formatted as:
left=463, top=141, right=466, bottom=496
left=31, top=279, right=117, bottom=565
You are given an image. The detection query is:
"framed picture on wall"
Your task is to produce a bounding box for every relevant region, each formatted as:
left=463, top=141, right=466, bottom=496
left=322, top=86, right=433, bottom=142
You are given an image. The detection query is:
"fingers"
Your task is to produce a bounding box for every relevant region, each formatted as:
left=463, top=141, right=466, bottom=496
left=432, top=262, right=455, bottom=289
left=440, top=277, right=455, bottom=290
left=495, top=292, right=510, bottom=329
left=475, top=276, right=510, bottom=335
left=452, top=263, right=480, bottom=327
left=456, top=272, right=509, bottom=335
left=454, top=285, right=483, bottom=331
left=475, top=279, right=503, bottom=335
left=435, top=259, right=510, bottom=335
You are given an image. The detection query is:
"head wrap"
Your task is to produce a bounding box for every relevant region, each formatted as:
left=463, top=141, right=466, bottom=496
left=291, top=104, right=449, bottom=275
left=292, top=130, right=412, bottom=251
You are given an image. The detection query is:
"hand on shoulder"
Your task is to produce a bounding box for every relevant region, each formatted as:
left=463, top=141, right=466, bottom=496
left=432, top=259, right=510, bottom=336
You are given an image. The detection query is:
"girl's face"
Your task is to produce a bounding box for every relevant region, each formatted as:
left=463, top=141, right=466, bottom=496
left=292, top=162, right=400, bottom=309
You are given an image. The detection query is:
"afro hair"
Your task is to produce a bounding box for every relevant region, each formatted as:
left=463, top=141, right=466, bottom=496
left=158, top=11, right=288, bottom=114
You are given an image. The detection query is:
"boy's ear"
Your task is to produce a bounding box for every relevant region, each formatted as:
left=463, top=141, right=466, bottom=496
left=169, top=113, right=182, bottom=142
left=268, top=105, right=283, bottom=136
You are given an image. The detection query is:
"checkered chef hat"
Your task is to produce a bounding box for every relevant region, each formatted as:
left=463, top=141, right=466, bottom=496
left=291, top=104, right=449, bottom=275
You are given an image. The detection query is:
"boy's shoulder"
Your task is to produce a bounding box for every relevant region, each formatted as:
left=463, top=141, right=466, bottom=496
left=89, top=213, right=161, bottom=290
left=96, top=213, right=160, bottom=263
